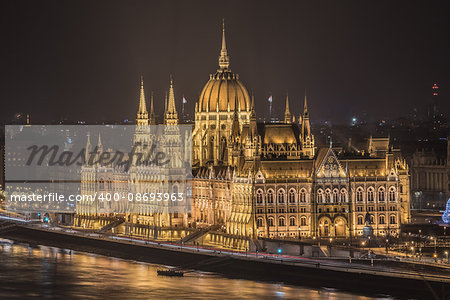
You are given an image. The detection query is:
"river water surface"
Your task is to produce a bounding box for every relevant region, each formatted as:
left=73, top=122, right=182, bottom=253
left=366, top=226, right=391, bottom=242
left=0, top=239, right=389, bottom=299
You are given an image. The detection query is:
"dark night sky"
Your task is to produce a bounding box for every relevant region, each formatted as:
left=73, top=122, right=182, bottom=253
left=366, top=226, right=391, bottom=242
left=1, top=0, right=449, bottom=124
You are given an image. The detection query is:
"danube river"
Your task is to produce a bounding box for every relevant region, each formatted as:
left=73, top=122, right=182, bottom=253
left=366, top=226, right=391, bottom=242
left=0, top=239, right=387, bottom=299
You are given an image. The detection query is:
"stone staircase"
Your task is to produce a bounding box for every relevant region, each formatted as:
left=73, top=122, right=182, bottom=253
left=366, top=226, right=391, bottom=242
left=98, top=218, right=125, bottom=233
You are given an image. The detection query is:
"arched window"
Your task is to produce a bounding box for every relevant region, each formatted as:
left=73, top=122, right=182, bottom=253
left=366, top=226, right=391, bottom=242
left=300, top=217, right=307, bottom=226
left=389, top=188, right=396, bottom=201
left=278, top=189, right=285, bottom=204
left=267, top=190, right=274, bottom=204
left=356, top=188, right=363, bottom=202
left=268, top=217, right=274, bottom=227
left=317, top=190, right=323, bottom=203
left=378, top=188, right=385, bottom=201
left=325, top=189, right=331, bottom=203
left=257, top=218, right=263, bottom=227
left=288, top=189, right=296, bottom=203
left=357, top=215, right=363, bottom=225
left=333, top=189, right=339, bottom=203
left=99, top=179, right=105, bottom=190
left=390, top=215, right=396, bottom=224
left=256, top=189, right=264, bottom=204
left=340, top=189, right=347, bottom=202
left=367, top=188, right=374, bottom=202
left=289, top=217, right=296, bottom=226
left=379, top=215, right=385, bottom=224
left=299, top=189, right=306, bottom=203
left=278, top=217, right=285, bottom=226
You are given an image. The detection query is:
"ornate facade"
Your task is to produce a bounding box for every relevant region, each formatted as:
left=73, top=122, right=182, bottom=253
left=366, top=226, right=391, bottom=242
left=75, top=22, right=411, bottom=248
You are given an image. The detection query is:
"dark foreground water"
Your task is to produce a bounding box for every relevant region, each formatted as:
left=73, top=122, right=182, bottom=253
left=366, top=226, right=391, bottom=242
left=0, top=239, right=388, bottom=299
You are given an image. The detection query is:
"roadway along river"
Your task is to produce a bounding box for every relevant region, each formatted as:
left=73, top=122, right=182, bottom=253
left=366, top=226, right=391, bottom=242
left=0, top=238, right=389, bottom=299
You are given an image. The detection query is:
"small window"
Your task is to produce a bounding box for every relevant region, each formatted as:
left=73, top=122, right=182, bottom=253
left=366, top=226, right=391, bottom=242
left=390, top=215, right=396, bottom=224
left=257, top=218, right=263, bottom=227
left=357, top=215, right=363, bottom=225
left=300, top=217, right=307, bottom=226
left=289, top=217, right=296, bottom=226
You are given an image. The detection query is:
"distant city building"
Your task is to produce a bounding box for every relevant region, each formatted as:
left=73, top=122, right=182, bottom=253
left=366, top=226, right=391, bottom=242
left=410, top=139, right=450, bottom=210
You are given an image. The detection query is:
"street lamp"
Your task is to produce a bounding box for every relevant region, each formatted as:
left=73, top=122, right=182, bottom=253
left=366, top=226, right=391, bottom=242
left=445, top=251, right=449, bottom=263
left=298, top=226, right=301, bottom=240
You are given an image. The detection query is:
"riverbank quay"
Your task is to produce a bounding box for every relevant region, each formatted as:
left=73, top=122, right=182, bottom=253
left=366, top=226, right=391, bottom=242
left=0, top=222, right=449, bottom=299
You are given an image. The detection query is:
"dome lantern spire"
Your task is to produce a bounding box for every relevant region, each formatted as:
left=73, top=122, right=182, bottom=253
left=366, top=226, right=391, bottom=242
left=218, top=19, right=230, bottom=70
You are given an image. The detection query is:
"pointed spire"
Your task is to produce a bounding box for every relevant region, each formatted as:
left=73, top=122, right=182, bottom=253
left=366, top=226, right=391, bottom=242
left=284, top=92, right=291, bottom=123
left=168, top=75, right=176, bottom=114
left=137, top=76, right=148, bottom=125
left=218, top=19, right=230, bottom=70
left=149, top=91, right=156, bottom=125
left=301, top=89, right=311, bottom=139
left=303, top=90, right=308, bottom=117
left=97, top=133, right=103, bottom=154
left=138, top=76, right=147, bottom=114
left=85, top=132, right=91, bottom=164
left=165, top=75, right=178, bottom=125
left=250, top=93, right=256, bottom=118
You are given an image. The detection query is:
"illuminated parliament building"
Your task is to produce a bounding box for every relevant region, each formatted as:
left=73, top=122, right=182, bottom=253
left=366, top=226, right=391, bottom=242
left=75, top=23, right=411, bottom=250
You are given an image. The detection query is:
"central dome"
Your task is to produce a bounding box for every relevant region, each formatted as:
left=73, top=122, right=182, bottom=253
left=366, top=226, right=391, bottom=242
left=199, top=70, right=250, bottom=112
left=198, top=21, right=250, bottom=113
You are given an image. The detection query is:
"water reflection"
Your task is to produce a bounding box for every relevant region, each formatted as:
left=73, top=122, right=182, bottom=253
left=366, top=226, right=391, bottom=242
left=0, top=239, right=383, bottom=299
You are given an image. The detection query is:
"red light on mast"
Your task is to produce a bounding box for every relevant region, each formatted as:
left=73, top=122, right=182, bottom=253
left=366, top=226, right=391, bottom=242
left=432, top=83, right=439, bottom=96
